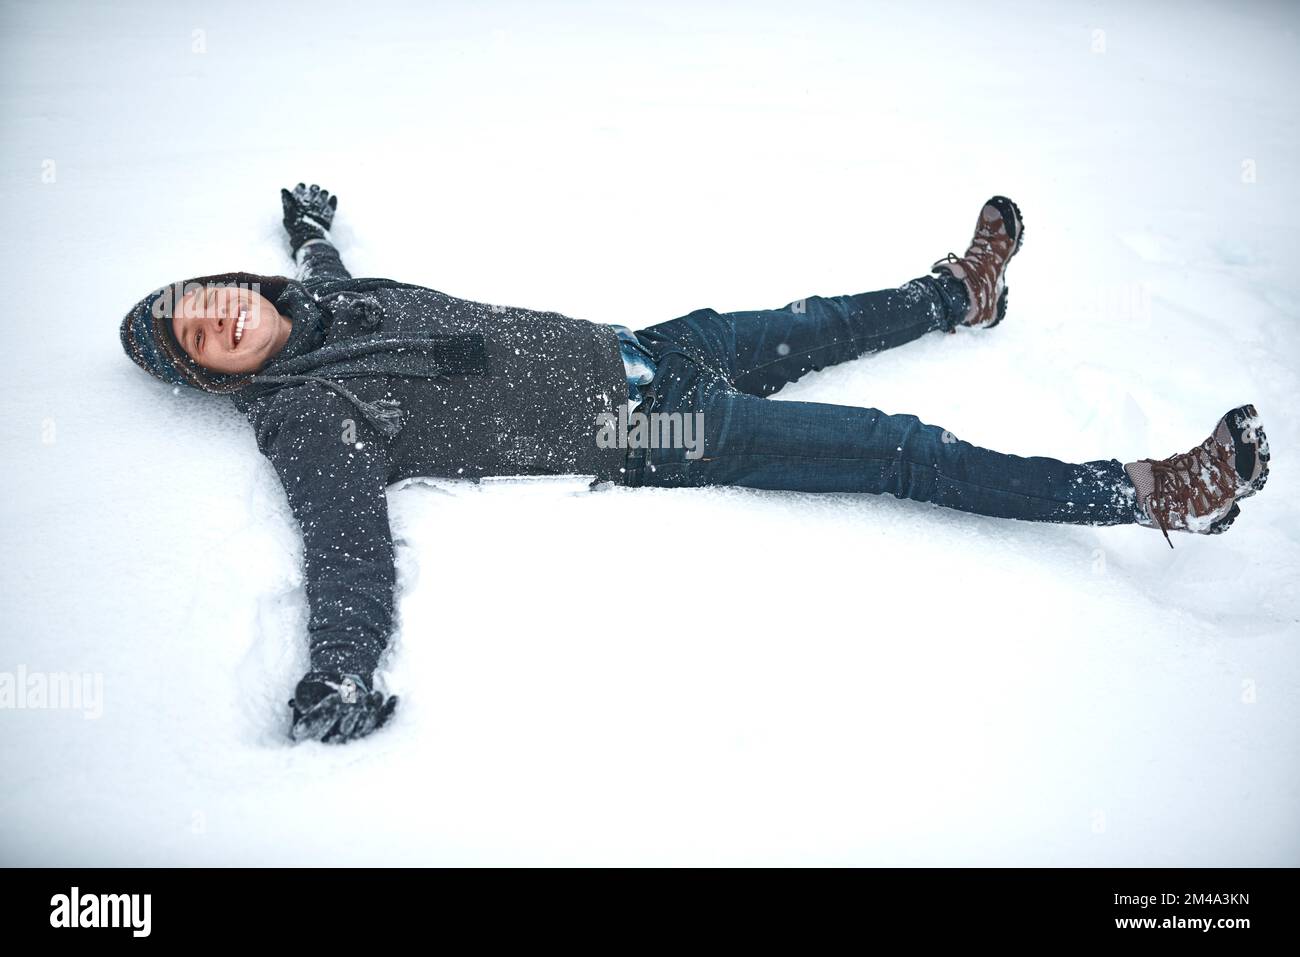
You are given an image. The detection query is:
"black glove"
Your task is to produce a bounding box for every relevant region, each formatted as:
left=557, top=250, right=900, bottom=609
left=288, top=671, right=398, bottom=744
left=280, top=182, right=339, bottom=254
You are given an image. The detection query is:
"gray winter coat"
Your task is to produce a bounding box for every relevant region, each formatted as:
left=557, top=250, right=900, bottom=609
left=239, top=243, right=629, bottom=676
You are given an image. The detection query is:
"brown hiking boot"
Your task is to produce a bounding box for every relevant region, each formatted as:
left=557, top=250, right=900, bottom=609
left=933, top=195, right=1024, bottom=329
left=1125, top=405, right=1270, bottom=546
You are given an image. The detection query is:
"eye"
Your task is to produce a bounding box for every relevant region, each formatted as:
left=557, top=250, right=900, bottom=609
left=195, top=331, right=203, bottom=352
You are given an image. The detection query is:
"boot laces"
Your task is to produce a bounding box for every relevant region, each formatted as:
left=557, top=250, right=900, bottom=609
left=1142, top=437, right=1237, bottom=546
left=933, top=233, right=1000, bottom=275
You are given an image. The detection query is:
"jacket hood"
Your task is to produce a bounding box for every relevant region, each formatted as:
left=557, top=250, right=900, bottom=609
left=119, top=271, right=298, bottom=394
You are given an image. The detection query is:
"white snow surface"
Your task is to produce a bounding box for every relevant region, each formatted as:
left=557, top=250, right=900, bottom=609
left=1, top=0, right=1297, bottom=866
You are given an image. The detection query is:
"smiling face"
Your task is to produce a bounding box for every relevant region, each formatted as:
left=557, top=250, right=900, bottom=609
left=170, top=285, right=291, bottom=374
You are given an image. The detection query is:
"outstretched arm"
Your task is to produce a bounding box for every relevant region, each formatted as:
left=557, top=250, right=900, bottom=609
left=254, top=384, right=397, bottom=742
left=280, top=182, right=353, bottom=285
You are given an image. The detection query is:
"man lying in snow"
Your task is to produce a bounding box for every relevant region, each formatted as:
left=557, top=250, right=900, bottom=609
left=120, top=183, right=1271, bottom=744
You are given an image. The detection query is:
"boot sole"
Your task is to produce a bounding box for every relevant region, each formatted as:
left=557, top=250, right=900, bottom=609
left=1226, top=403, right=1270, bottom=497
left=1204, top=404, right=1269, bottom=536
left=1207, top=501, right=1241, bottom=534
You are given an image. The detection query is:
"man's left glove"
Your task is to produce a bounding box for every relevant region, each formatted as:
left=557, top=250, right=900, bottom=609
left=288, top=671, right=398, bottom=744
left=280, top=182, right=339, bottom=255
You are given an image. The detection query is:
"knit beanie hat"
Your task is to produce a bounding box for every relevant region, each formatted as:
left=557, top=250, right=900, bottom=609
left=119, top=271, right=291, bottom=394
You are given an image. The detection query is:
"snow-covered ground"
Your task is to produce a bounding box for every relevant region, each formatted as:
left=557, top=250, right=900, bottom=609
left=1, top=0, right=1297, bottom=866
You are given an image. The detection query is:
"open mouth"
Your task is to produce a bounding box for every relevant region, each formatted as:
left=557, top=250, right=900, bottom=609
left=233, top=308, right=247, bottom=347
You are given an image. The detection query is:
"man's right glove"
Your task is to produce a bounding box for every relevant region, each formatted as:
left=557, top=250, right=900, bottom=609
left=288, top=671, right=398, bottom=744
left=280, top=182, right=339, bottom=255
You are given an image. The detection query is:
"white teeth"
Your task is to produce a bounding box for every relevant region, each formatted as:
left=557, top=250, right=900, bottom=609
left=235, top=309, right=246, bottom=345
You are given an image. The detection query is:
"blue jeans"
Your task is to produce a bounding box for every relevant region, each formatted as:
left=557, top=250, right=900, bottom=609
left=624, top=277, right=1138, bottom=526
